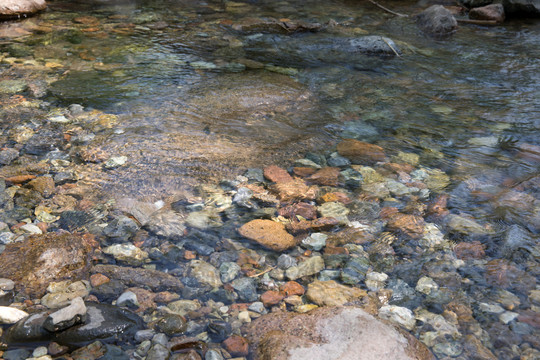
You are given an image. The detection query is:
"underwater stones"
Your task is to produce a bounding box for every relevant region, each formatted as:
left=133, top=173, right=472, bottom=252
left=306, top=280, right=366, bottom=306
left=453, top=241, right=486, bottom=260
left=43, top=297, right=87, bottom=332
left=103, top=244, right=148, bottom=266
left=0, top=233, right=95, bottom=298
left=337, top=139, right=386, bottom=164
left=188, top=260, right=222, bottom=288
left=41, top=280, right=90, bottom=309
left=386, top=213, right=425, bottom=239
left=156, top=314, right=187, bottom=336
left=92, top=265, right=183, bottom=293
left=286, top=256, right=325, bottom=280
left=238, top=219, right=296, bottom=251
left=446, top=214, right=492, bottom=235
left=243, top=306, right=435, bottom=360
left=5, top=303, right=143, bottom=347
left=378, top=305, right=416, bottom=331
left=416, top=5, right=458, bottom=37
left=0, top=148, right=19, bottom=165
left=263, top=165, right=293, bottom=183
left=231, top=277, right=258, bottom=302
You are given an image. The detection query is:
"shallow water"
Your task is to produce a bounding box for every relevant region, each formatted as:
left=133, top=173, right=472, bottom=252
left=1, top=0, right=540, bottom=358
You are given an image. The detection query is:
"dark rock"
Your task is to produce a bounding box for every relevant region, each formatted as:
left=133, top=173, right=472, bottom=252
left=231, top=277, right=258, bottom=302
left=207, top=320, right=232, bottom=342
left=23, top=130, right=64, bottom=156
left=341, top=257, right=370, bottom=285
left=416, top=5, right=458, bottom=37
left=156, top=314, right=187, bottom=336
left=460, top=0, right=494, bottom=8
left=502, top=0, right=540, bottom=17
left=91, top=279, right=126, bottom=303
left=0, top=148, right=19, bottom=165
left=5, top=303, right=144, bottom=347
left=0, top=233, right=96, bottom=297
left=2, top=348, right=32, bottom=360
left=43, top=297, right=87, bottom=332
left=92, top=264, right=184, bottom=293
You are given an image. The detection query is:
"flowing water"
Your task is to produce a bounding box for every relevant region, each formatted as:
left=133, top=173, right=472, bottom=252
left=1, top=0, right=540, bottom=358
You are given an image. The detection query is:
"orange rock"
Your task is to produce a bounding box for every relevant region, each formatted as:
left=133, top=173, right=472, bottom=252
left=184, top=250, right=197, bottom=260
left=337, top=139, right=386, bottom=164
left=154, top=291, right=180, bottom=304
left=264, top=165, right=293, bottom=183
left=379, top=207, right=399, bottom=220
left=323, top=246, right=349, bottom=255
left=384, top=162, right=414, bottom=174
left=454, top=241, right=485, bottom=260
left=386, top=213, right=425, bottom=239
left=36, top=222, right=48, bottom=233
left=280, top=281, right=305, bottom=296
left=307, top=167, right=340, bottom=186
left=90, top=273, right=110, bottom=287
left=286, top=217, right=340, bottom=234
left=238, top=219, right=296, bottom=251
left=320, top=192, right=351, bottom=204
left=428, top=194, right=449, bottom=217
left=271, top=179, right=318, bottom=202
left=223, top=335, right=249, bottom=357
left=27, top=176, right=55, bottom=197
left=4, top=174, right=36, bottom=184
left=73, top=16, right=100, bottom=25
left=260, top=290, right=285, bottom=307
left=293, top=167, right=317, bottom=177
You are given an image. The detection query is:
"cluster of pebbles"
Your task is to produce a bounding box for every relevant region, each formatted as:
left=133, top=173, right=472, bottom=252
left=0, top=99, right=539, bottom=360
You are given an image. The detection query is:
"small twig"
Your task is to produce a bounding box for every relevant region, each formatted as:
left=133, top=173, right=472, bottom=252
left=456, top=19, right=499, bottom=26
left=248, top=266, right=276, bottom=278
left=382, top=37, right=401, bottom=57
left=368, top=0, right=409, bottom=17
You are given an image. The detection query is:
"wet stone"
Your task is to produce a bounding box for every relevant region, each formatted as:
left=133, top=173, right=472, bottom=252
left=189, top=260, right=222, bottom=288
left=301, top=232, right=327, bottom=251
left=219, top=261, right=241, bottom=283
left=378, top=305, right=416, bottom=331
left=306, top=280, right=366, bottom=306
left=156, top=314, right=187, bottom=336
left=0, top=148, right=19, bottom=165
left=286, top=256, right=325, bottom=280
left=341, top=256, right=370, bottom=285
left=231, top=277, right=258, bottom=302
left=238, top=219, right=296, bottom=251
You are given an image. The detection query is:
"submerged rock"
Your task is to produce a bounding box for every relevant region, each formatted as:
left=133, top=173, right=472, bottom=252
left=5, top=303, right=143, bottom=347
left=0, top=0, right=46, bottom=19
left=416, top=5, right=458, bottom=37
left=0, top=233, right=96, bottom=297
left=243, top=306, right=434, bottom=360
left=238, top=219, right=296, bottom=251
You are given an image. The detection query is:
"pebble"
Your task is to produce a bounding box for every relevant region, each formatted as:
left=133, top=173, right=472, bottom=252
left=20, top=223, right=43, bottom=234
left=43, top=296, right=87, bottom=332
left=205, top=349, right=224, bottom=360
left=0, top=306, right=29, bottom=324
left=277, top=254, right=297, bottom=269
left=189, top=260, right=223, bottom=288
left=146, top=343, right=169, bottom=360
left=378, top=305, right=416, bottom=330
left=117, top=291, right=139, bottom=308
left=103, top=244, right=148, bottom=265
left=231, top=278, right=258, bottom=302
left=415, top=276, right=439, bottom=295
left=306, top=280, right=366, bottom=306
left=135, top=329, right=155, bottom=342
left=301, top=232, right=327, bottom=251
left=32, top=347, right=48, bottom=357
left=104, top=156, right=128, bottom=169
left=285, top=256, right=325, bottom=280
left=220, top=262, right=241, bottom=283
left=0, top=278, right=15, bottom=291
left=499, top=311, right=519, bottom=324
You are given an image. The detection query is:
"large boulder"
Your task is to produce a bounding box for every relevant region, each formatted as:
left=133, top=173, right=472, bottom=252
left=0, top=0, right=46, bottom=20
left=0, top=233, right=96, bottom=298
left=416, top=5, right=458, bottom=37
left=501, top=0, right=540, bottom=17
left=243, top=306, right=435, bottom=360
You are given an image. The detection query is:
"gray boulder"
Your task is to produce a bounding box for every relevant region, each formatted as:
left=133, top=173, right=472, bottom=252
left=416, top=5, right=458, bottom=36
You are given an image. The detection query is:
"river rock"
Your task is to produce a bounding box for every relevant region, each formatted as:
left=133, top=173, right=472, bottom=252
left=378, top=305, right=416, bottom=331
left=306, top=280, right=367, bottom=306
left=0, top=306, right=28, bottom=324
left=337, top=139, right=386, bottom=164
left=238, top=219, right=296, bottom=251
left=446, top=214, right=492, bottom=235
left=243, top=306, right=435, bottom=360
left=386, top=213, right=425, bottom=239
left=43, top=297, right=87, bottom=332
left=416, top=5, right=458, bottom=37
left=469, top=4, right=505, bottom=21
left=41, top=280, right=91, bottom=309
left=5, top=302, right=143, bottom=347
left=188, top=260, right=222, bottom=288
left=0, top=0, right=46, bottom=19
left=103, top=244, right=148, bottom=266
left=263, top=165, right=293, bottom=183
left=231, top=277, right=258, bottom=302
left=286, top=256, right=325, bottom=280
left=501, top=0, right=540, bottom=17
left=0, top=148, right=19, bottom=165
left=91, top=264, right=183, bottom=293
left=0, top=233, right=95, bottom=297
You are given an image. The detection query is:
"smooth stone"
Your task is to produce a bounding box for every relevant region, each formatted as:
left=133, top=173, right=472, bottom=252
left=219, top=261, right=241, bottom=283
left=0, top=306, right=29, bottom=324
left=301, top=233, right=328, bottom=251
left=43, top=297, right=87, bottom=332
left=156, top=314, right=187, bottom=336
left=20, top=223, right=43, bottom=234
left=167, top=300, right=200, bottom=316
left=415, top=277, right=439, bottom=295
left=0, top=0, right=46, bottom=19
left=479, top=303, right=505, bottom=314
left=116, top=291, right=139, bottom=308
left=0, top=278, right=15, bottom=290
left=248, top=302, right=266, bottom=314
left=231, top=277, right=258, bottom=302
left=416, top=5, right=457, bottom=36
left=317, top=202, right=349, bottom=220
left=205, top=349, right=224, bottom=360
left=92, top=265, right=184, bottom=293
left=446, top=214, right=492, bottom=235
left=32, top=346, right=48, bottom=357
left=277, top=254, right=297, bottom=269
left=286, top=256, right=325, bottom=280
left=146, top=343, right=170, bottom=360
left=135, top=329, right=155, bottom=342
left=378, top=305, right=416, bottom=330
left=41, top=281, right=91, bottom=309
left=306, top=280, right=367, bottom=307
left=103, top=244, right=148, bottom=265
left=104, top=156, right=127, bottom=169
left=152, top=333, right=168, bottom=346
left=499, top=311, right=519, bottom=324
left=238, top=219, right=296, bottom=252
left=189, top=260, right=222, bottom=288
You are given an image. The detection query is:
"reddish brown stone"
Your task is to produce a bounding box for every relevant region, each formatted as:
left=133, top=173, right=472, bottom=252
left=278, top=203, right=317, bottom=220
left=184, top=250, right=196, bottom=260
left=36, top=222, right=48, bottom=233
left=90, top=273, right=110, bottom=287
left=264, top=165, right=293, bottom=183
left=454, top=241, right=486, bottom=260
left=260, top=290, right=285, bottom=307
left=386, top=213, right=425, bottom=239
left=462, top=334, right=497, bottom=360
left=271, top=179, right=318, bottom=202
left=384, top=162, right=414, bottom=174
left=0, top=233, right=96, bottom=297
left=307, top=167, right=340, bottom=186
left=380, top=207, right=399, bottom=220
left=485, top=259, right=536, bottom=292
left=280, top=281, right=305, bottom=297
left=293, top=167, right=317, bottom=177
left=469, top=4, right=505, bottom=23
left=223, top=335, right=249, bottom=357
left=323, top=246, right=349, bottom=255
left=73, top=16, right=100, bottom=25
left=48, top=342, right=69, bottom=357
left=286, top=217, right=340, bottom=234
left=320, top=192, right=351, bottom=204
left=27, top=176, right=55, bottom=197
left=4, top=174, right=36, bottom=184
left=337, top=139, right=386, bottom=164
left=239, top=219, right=296, bottom=251
left=155, top=291, right=181, bottom=303
left=127, top=287, right=158, bottom=312
left=427, top=194, right=449, bottom=217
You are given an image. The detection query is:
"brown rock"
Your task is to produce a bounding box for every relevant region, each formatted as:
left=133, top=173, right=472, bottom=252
left=4, top=174, right=36, bottom=184
left=272, top=179, right=318, bottom=202
left=27, top=176, right=55, bottom=197
left=73, top=16, right=100, bottom=25
left=386, top=213, right=425, bottom=239
left=127, top=287, right=158, bottom=312
left=223, top=335, right=249, bottom=357
left=306, top=280, right=367, bottom=307
left=70, top=341, right=106, bottom=359
left=485, top=259, right=537, bottom=292
left=243, top=306, right=435, bottom=360
left=454, top=241, right=486, bottom=260
left=154, top=291, right=181, bottom=303
left=280, top=281, right=305, bottom=296
left=427, top=194, right=449, bottom=217
left=469, top=4, right=505, bottom=23
left=278, top=203, right=317, bottom=220
left=260, top=290, right=285, bottom=307
left=293, top=167, right=317, bottom=177
left=90, top=273, right=110, bottom=287
left=231, top=17, right=322, bottom=34
left=286, top=217, right=340, bottom=234
left=0, top=0, right=46, bottom=19
left=307, top=167, right=340, bottom=186
left=0, top=233, right=95, bottom=297
left=462, top=334, right=497, bottom=360
left=264, top=165, right=293, bottom=183
left=91, top=264, right=184, bottom=292
left=320, top=192, right=351, bottom=204
left=238, top=219, right=296, bottom=251
left=337, top=139, right=386, bottom=164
